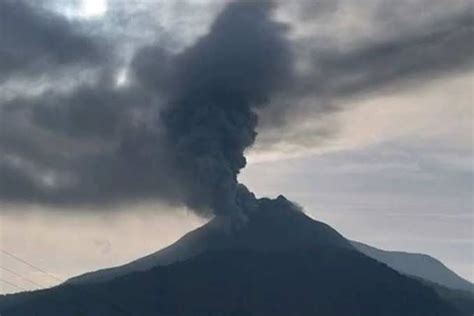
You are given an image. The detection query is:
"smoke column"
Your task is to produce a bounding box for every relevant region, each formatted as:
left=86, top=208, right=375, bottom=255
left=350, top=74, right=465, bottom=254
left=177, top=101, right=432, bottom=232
left=158, top=1, right=292, bottom=219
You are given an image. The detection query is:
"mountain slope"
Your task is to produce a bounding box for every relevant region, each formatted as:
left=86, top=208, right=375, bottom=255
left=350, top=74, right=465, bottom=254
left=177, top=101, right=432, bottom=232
left=0, top=248, right=465, bottom=316
left=68, top=195, right=353, bottom=284
left=68, top=196, right=472, bottom=295
left=418, top=278, right=474, bottom=315
left=353, top=241, right=473, bottom=292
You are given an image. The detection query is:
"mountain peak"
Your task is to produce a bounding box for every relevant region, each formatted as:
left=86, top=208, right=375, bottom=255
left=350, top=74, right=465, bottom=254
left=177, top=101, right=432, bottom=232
left=67, top=196, right=352, bottom=284
left=220, top=196, right=352, bottom=251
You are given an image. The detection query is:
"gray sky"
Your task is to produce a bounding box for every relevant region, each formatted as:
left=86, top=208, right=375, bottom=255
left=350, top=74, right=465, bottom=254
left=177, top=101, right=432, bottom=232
left=0, top=0, right=473, bottom=293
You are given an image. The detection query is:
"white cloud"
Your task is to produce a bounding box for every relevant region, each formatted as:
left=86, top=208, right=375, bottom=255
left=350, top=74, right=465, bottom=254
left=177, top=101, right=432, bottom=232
left=78, top=0, right=107, bottom=18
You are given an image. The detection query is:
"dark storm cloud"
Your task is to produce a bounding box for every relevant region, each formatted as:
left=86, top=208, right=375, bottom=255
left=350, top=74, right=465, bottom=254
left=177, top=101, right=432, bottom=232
left=305, top=11, right=474, bottom=96
left=0, top=99, right=178, bottom=207
left=0, top=74, right=176, bottom=206
left=255, top=6, right=474, bottom=150
left=0, top=0, right=105, bottom=82
left=0, top=0, right=472, bottom=213
left=30, top=84, right=154, bottom=140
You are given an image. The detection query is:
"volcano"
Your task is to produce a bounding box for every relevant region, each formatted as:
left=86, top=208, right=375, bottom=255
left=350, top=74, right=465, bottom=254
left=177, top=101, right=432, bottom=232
left=68, top=195, right=352, bottom=285
left=0, top=196, right=471, bottom=316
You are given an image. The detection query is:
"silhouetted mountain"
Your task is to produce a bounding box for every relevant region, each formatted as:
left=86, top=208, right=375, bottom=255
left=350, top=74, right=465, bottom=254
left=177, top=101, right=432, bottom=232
left=68, top=196, right=472, bottom=295
left=418, top=278, right=474, bottom=315
left=68, top=195, right=353, bottom=284
left=0, top=196, right=469, bottom=315
left=353, top=241, right=473, bottom=292
left=0, top=248, right=465, bottom=316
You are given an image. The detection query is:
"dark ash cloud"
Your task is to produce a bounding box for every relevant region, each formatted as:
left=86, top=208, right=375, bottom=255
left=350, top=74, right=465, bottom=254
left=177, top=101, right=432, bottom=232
left=255, top=7, right=474, bottom=151
left=156, top=0, right=292, bottom=217
left=307, top=11, right=474, bottom=96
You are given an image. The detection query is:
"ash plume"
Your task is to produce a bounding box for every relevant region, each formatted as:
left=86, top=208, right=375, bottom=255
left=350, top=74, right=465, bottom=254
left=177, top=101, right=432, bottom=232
left=154, top=1, right=292, bottom=217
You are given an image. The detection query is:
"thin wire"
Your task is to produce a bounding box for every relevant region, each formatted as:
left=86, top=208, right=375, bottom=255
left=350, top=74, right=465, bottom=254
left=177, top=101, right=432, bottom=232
left=0, top=277, right=27, bottom=292
left=0, top=249, right=62, bottom=282
left=0, top=249, right=132, bottom=315
left=1, top=264, right=89, bottom=314
left=0, top=266, right=45, bottom=289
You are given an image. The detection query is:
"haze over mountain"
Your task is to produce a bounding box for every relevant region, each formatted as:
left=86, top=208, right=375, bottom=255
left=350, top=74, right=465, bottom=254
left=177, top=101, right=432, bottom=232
left=353, top=241, right=473, bottom=292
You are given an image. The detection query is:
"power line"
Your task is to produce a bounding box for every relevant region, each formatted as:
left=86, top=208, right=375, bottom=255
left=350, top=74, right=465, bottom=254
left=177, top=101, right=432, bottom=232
left=0, top=249, right=61, bottom=283
left=0, top=249, right=133, bottom=315
left=0, top=266, right=45, bottom=289
left=1, top=264, right=92, bottom=315
left=0, top=277, right=27, bottom=292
